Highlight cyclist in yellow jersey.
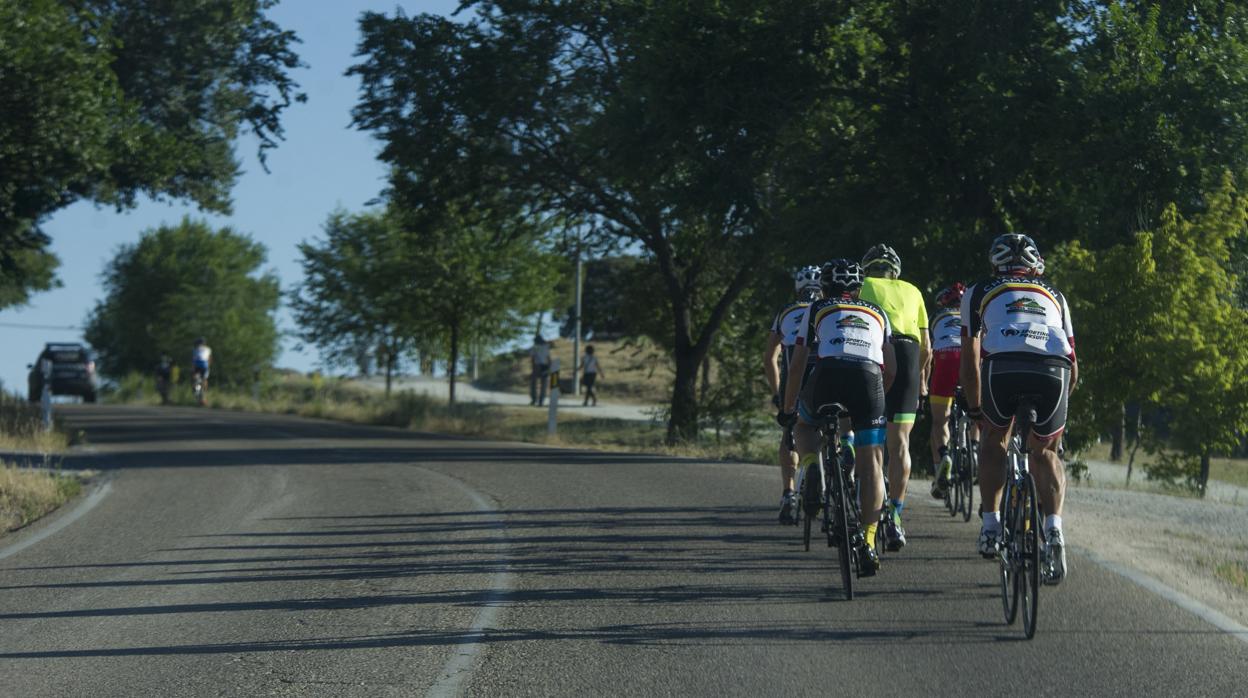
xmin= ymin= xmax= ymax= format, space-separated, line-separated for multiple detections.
xmin=858 ymin=244 xmax=930 ymax=552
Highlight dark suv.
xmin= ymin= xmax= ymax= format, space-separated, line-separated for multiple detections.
xmin=28 ymin=343 xmax=98 ymax=403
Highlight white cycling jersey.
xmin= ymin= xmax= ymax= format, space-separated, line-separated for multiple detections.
xmin=795 ymin=296 xmax=892 ymax=366
xmin=929 ymin=309 xmax=962 ymax=352
xmin=961 ymin=276 xmax=1075 ymax=360
xmin=193 ymin=345 xmax=212 ymax=364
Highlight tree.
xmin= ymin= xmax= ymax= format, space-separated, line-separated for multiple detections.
xmin=350 ymin=1 xmax=855 ymax=441
xmin=291 ymin=211 xmax=413 ymax=396
xmin=84 ymin=218 xmax=280 ymax=384
xmin=396 ymin=205 xmax=558 ymax=406
xmin=0 ymin=0 xmax=304 ymax=309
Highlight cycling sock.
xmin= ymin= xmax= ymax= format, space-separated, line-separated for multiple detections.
xmin=783 ymin=488 xmax=793 ymax=496
xmin=798 ymin=452 xmax=817 ymax=469
xmin=983 ymin=511 xmax=1001 ymax=532
xmin=938 ymin=445 xmax=949 ymax=458
xmin=1045 ymin=514 xmax=1062 ymax=531
xmin=889 ymin=498 xmax=904 ymax=517
xmin=864 ymin=522 xmax=878 ymax=550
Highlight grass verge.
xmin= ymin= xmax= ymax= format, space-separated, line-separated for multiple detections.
xmin=108 ymin=372 xmax=777 ymax=464
xmin=1078 ymin=441 xmax=1248 ymax=489
xmin=1214 ymin=561 xmax=1248 ymax=593
xmin=0 ymin=465 xmax=83 ymax=534
xmin=0 ymin=391 xmax=70 ymax=453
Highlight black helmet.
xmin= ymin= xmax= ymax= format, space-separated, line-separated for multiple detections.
xmin=862 ymin=243 xmax=901 ymax=277
xmin=194 ymin=337 xmax=205 ymax=345
xmin=989 ymin=234 xmax=1044 ymax=275
xmin=820 ymin=259 xmax=864 ymax=295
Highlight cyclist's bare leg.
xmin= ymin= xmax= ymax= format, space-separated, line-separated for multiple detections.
xmin=1027 ymin=433 xmax=1065 ymax=517
xmin=779 ymin=438 xmax=798 ymax=491
xmin=930 ymin=400 xmax=952 ymax=464
xmin=978 ymin=422 xmax=1011 ymax=514
xmin=857 ymin=444 xmax=885 ymax=527
xmin=793 ymin=420 xmax=819 ymax=469
xmin=886 ymin=420 xmax=914 ymax=502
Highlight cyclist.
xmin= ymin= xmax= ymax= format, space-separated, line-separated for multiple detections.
xmin=961 ymin=234 xmax=1077 ymax=584
xmin=858 ymin=244 xmax=930 ymax=551
xmin=928 ymin=282 xmax=978 ymax=498
xmin=192 ymin=337 xmax=212 ymax=393
xmin=779 ymin=259 xmax=896 ymax=575
xmin=764 ymin=266 xmax=823 ymax=524
xmin=155 ymin=353 xmax=173 ymax=405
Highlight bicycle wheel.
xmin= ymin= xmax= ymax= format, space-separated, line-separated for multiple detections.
xmin=1021 ymin=473 xmax=1041 ymax=639
xmin=801 ymin=462 xmax=819 ymax=552
xmin=999 ymin=478 xmax=1019 ymax=625
xmin=831 ymin=460 xmax=854 ymax=600
xmin=949 ymin=445 xmax=962 ymax=518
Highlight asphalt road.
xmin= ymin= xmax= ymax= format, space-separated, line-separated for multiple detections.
xmin=1 ymin=405 xmax=1244 ymax=696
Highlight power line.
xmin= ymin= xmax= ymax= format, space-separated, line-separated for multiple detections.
xmin=0 ymin=321 xmax=82 ymax=331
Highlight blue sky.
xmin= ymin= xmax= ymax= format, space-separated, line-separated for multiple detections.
xmin=0 ymin=0 xmax=463 ymax=393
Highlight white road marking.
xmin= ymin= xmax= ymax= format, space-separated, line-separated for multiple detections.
xmin=422 ymin=469 xmax=514 ymax=698
xmin=1074 ymin=545 xmax=1248 ymax=646
xmin=0 ymin=480 xmax=113 ymax=561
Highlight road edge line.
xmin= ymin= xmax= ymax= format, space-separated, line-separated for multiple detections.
xmin=1072 ymin=544 xmax=1248 ymax=646
xmin=421 ymin=470 xmax=513 ymax=698
xmin=0 ymin=479 xmax=113 ymax=562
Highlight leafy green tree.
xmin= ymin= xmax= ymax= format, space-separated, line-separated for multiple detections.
xmin=350 ymin=0 xmax=856 ymax=441
xmin=291 ymin=211 xmax=413 ymax=396
xmin=0 ymin=0 xmax=304 ymax=309
xmin=84 ymin=218 xmax=280 ymax=384
xmin=396 ymin=205 xmax=558 ymax=406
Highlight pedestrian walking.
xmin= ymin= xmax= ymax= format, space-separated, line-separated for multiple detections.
xmin=530 ymin=335 xmax=551 ymax=406
xmin=581 ymin=345 xmax=603 ymax=406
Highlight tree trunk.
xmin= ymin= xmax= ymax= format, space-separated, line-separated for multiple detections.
xmin=1126 ymin=408 xmax=1142 ymax=487
xmin=1110 ymin=403 xmax=1125 ymax=461
xmin=448 ymin=319 xmax=460 ymax=407
xmin=1199 ymin=450 xmax=1211 ymax=498
xmin=384 ymin=349 xmax=394 ymax=398
xmin=668 ymin=350 xmax=701 ymax=444
xmin=700 ymin=354 xmax=711 ymax=405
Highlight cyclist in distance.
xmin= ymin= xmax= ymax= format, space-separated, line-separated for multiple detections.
xmin=858 ymin=244 xmax=930 ymax=551
xmin=961 ymin=234 xmax=1078 ymax=584
xmin=764 ymin=265 xmax=823 ymax=524
xmin=192 ymin=337 xmax=212 ymax=392
xmin=779 ymin=259 xmax=896 ymax=575
xmin=928 ymin=282 xmax=977 ymax=498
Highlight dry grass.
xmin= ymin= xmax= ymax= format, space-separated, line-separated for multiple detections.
xmin=1214 ymin=560 xmax=1248 ymax=592
xmin=1078 ymin=441 xmax=1248 ymax=489
xmin=477 ymin=338 xmax=674 ymax=405
xmin=0 ymin=465 xmax=81 ymax=533
xmin=0 ymin=391 xmax=69 ymax=453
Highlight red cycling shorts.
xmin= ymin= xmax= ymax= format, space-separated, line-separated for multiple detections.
xmin=929 ymin=349 xmax=961 ymax=400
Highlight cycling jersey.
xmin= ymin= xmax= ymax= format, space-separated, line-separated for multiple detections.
xmin=860 ymin=277 xmax=928 ymax=342
xmin=795 ymin=296 xmax=892 ymax=366
xmin=961 ymin=276 xmax=1075 ymax=361
xmin=929 ymin=308 xmax=962 ymax=353
xmin=769 ymin=300 xmax=815 ymax=368
xmin=192 ymin=345 xmax=211 ymax=367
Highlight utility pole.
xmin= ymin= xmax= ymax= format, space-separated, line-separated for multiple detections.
xmin=572 ymin=231 xmax=583 ymax=398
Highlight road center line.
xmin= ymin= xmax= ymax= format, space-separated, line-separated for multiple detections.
xmin=0 ymin=479 xmax=113 ymax=562
xmin=421 ymin=469 xmax=514 ymax=698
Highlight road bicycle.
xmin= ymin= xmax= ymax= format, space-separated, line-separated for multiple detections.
xmin=797 ymin=403 xmax=882 ymax=600
xmin=192 ymin=370 xmax=207 ymax=406
xmin=998 ymin=397 xmax=1043 ymax=639
xmin=947 ymin=390 xmax=978 ymax=522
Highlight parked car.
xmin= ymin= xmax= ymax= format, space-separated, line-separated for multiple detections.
xmin=28 ymin=343 xmax=98 ymax=403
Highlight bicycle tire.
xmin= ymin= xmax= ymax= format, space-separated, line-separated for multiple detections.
xmin=801 ymin=463 xmax=819 ymax=552
xmin=832 ymin=455 xmax=854 ymax=600
xmin=1021 ymin=472 xmax=1041 ymax=639
xmin=1000 ymin=477 xmax=1019 ymax=625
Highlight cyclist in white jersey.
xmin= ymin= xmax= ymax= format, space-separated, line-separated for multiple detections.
xmin=961 ymin=234 xmax=1078 ymax=584
xmin=764 ymin=266 xmax=822 ymax=524
xmin=192 ymin=338 xmax=212 ymax=380
xmin=779 ymin=259 xmax=897 ymax=574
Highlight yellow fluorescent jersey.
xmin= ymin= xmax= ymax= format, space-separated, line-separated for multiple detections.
xmin=795 ymin=296 xmax=892 ymax=365
xmin=860 ymin=277 xmax=928 ymax=342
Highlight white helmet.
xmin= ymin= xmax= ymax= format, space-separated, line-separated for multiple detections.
xmin=793 ymin=265 xmax=822 ymax=294
xmin=989 ymin=234 xmax=1044 ymax=275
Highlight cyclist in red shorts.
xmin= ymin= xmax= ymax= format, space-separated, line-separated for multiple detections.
xmin=927 ymin=283 xmax=977 ymax=498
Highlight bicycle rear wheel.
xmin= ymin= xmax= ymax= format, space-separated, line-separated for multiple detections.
xmin=964 ymin=446 xmax=978 ymax=522
xmin=801 ymin=463 xmax=819 ymax=552
xmin=999 ymin=478 xmax=1019 ymax=625
xmin=1021 ymin=473 xmax=1041 ymax=639
xmin=950 ymin=446 xmax=963 ymax=518
xmin=832 ymin=461 xmax=853 ymax=600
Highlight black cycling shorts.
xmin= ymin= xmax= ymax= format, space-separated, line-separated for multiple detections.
xmin=885 ymin=337 xmax=921 ymax=421
xmin=798 ymin=358 xmax=887 ymax=433
xmin=981 ymin=355 xmax=1071 ymax=439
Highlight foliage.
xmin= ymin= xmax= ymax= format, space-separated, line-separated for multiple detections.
xmin=0 ymin=0 xmax=304 ymax=309
xmin=84 ymin=218 xmax=280 ymax=385
xmin=290 ymin=210 xmax=413 ymax=390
